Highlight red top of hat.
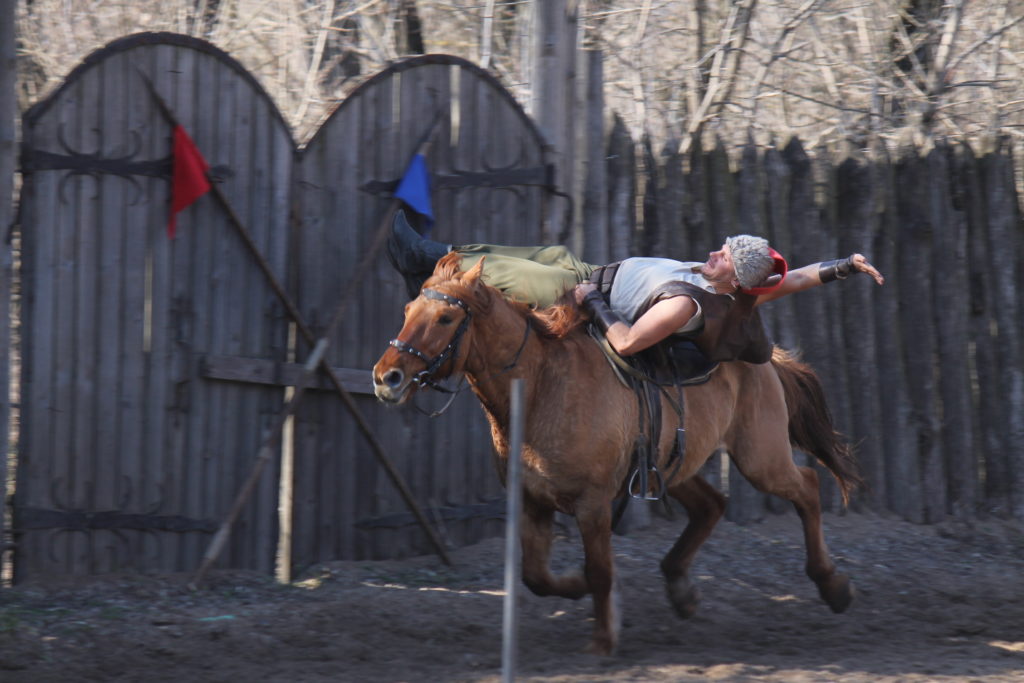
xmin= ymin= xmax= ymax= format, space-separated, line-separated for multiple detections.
xmin=740 ymin=247 xmax=788 ymax=296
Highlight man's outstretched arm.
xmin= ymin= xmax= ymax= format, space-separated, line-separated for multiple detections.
xmin=755 ymin=253 xmax=884 ymax=305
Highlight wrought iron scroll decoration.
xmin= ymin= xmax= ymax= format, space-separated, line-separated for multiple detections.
xmin=21 ymin=123 xmax=231 ymax=205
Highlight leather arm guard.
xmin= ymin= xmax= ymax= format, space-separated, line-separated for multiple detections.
xmin=818 ymin=256 xmax=856 ymax=283
xmin=581 ymin=289 xmax=624 ymax=334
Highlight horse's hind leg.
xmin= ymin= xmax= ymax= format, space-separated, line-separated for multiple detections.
xmin=661 ymin=474 xmax=726 ymax=619
xmin=731 ymin=439 xmax=854 ymax=614
xmin=520 ymin=498 xmax=588 ymax=600
xmin=787 ymin=465 xmax=854 ymax=613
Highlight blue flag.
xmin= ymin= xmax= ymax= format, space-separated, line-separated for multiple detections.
xmin=394 ymin=154 xmax=434 ymax=232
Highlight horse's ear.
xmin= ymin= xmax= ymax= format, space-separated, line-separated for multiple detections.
xmin=463 ymin=256 xmax=485 ymax=285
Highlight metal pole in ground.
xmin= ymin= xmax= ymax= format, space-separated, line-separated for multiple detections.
xmin=502 ymin=379 xmax=525 ymax=683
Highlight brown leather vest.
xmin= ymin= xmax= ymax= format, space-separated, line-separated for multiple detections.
xmin=639 ymin=281 xmax=773 ymax=364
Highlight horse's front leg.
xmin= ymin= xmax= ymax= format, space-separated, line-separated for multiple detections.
xmin=576 ymin=500 xmax=619 ymax=656
xmin=661 ymin=474 xmax=726 ymax=619
xmin=520 ymin=498 xmax=588 ymax=600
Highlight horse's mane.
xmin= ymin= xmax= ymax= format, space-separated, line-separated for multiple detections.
xmin=424 ymin=252 xmax=587 ymax=339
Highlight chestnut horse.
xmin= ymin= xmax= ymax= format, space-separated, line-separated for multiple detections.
xmin=372 ymin=254 xmax=861 ymax=655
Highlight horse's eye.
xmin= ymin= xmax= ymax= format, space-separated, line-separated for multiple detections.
xmin=438 ymin=314 xmax=453 ymax=325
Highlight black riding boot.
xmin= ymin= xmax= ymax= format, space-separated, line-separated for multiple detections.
xmin=387 ymin=211 xmax=451 ymax=298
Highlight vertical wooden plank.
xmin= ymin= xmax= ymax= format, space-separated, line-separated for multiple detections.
xmin=981 ymin=140 xmax=1024 ymax=518
xmin=165 ymin=43 xmax=201 ymax=572
xmin=656 ymin=141 xmax=686 ymax=263
xmin=393 ymin=65 xmax=435 ymax=558
xmin=811 ymin=147 xmax=845 ymax=511
xmin=92 ymin=53 xmax=128 ymax=573
xmin=120 ymin=55 xmax=151 ymax=571
xmin=763 ymin=141 xmax=798 ymax=352
xmin=959 ymin=144 xmax=1001 ymax=517
xmin=895 ymin=144 xmax=944 ymax=522
xmin=139 ymin=44 xmax=177 ymax=573
xmin=835 ymin=153 xmax=886 ymax=511
xmin=783 ymin=139 xmax=840 ymax=511
xmin=930 ymin=142 xmax=975 ymax=518
xmin=690 ymin=137 xmax=721 ymax=259
xmin=531 ymin=0 xmax=570 ymax=241
xmin=461 ymin=67 xmax=489 ymax=244
xmin=332 ymin=84 xmax=364 ymax=561
xmin=708 ymin=137 xmax=736 ymax=242
xmin=581 ymin=49 xmax=607 ymax=265
xmin=220 ymin=55 xmax=253 ymax=571
xmin=362 ymin=70 xmax=394 ymax=560
xmin=606 ymin=114 xmax=634 ymax=261
xmin=633 ymin=134 xmax=654 ymax=257
xmin=455 ymin=64 xmax=484 ymax=548
xmin=262 ymin=84 xmax=294 ymax=574
xmin=68 ymin=68 xmax=97 ymax=575
xmin=870 ymin=142 xmax=921 ymax=522
xmin=16 ymin=64 xmax=62 ymax=580
xmin=53 ymin=75 xmax=86 ymax=573
xmin=290 ymin=111 xmax=328 ymax=569
xmin=0 ymin=0 xmax=14 ymax=570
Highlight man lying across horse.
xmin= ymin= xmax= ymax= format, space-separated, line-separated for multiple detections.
xmin=375 ymin=216 xmax=882 ymax=655
xmin=387 ymin=210 xmax=885 ymax=365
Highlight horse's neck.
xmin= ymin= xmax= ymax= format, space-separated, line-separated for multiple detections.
xmin=462 ymin=302 xmax=540 ymax=427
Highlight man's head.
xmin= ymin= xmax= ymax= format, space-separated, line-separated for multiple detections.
xmin=724 ymin=235 xmax=774 ymax=290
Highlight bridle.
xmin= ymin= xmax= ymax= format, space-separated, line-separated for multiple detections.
xmin=388 ymin=287 xmax=532 ymax=413
xmin=389 ymin=288 xmax=473 ymax=391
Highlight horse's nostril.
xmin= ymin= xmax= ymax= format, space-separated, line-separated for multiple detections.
xmin=383 ymin=369 xmax=404 ymax=388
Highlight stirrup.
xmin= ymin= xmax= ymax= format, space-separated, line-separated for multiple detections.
xmin=628 ymin=464 xmax=664 ymax=501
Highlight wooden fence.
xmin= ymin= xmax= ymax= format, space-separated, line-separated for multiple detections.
xmin=6 ymin=29 xmax=1024 ymax=583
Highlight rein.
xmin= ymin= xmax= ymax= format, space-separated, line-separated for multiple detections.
xmin=389 ymin=287 xmax=533 ymax=417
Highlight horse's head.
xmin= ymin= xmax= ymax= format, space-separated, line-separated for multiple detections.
xmin=373 ymin=253 xmax=486 ymax=404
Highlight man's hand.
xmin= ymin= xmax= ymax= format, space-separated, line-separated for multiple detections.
xmin=574 ymin=282 xmax=597 ymax=306
xmin=851 ymin=253 xmax=885 ymax=285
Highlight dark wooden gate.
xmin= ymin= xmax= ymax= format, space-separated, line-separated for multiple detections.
xmin=14 ymin=34 xmax=553 ymax=580
xmin=290 ymin=55 xmax=552 ymax=566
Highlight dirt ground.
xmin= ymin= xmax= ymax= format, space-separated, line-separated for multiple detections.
xmin=1 ymin=510 xmax=1023 ymax=683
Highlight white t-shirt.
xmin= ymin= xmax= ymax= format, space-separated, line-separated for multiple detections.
xmin=609 ymin=257 xmax=719 ymax=335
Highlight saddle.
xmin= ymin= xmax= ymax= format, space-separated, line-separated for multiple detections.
xmin=589 ymin=327 xmax=719 ymax=531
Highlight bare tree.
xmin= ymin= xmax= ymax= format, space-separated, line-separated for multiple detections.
xmin=12 ymin=1 xmax=1024 ymax=149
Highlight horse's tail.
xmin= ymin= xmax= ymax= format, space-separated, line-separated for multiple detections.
xmin=771 ymin=346 xmax=863 ymax=505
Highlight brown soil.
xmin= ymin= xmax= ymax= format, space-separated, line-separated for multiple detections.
xmin=1 ymin=511 xmax=1023 ymax=682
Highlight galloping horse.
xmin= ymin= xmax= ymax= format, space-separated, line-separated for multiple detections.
xmin=372 ymin=253 xmax=861 ymax=655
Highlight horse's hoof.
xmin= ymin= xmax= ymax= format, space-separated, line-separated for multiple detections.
xmin=584 ymin=636 xmax=617 ymax=657
xmin=665 ymin=577 xmax=701 ymax=619
xmin=818 ymin=573 xmax=855 ymax=613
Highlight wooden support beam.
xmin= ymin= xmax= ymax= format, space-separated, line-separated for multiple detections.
xmin=200 ymin=354 xmax=373 ymax=394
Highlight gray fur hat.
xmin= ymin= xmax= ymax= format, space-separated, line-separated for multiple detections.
xmin=726 ymin=234 xmax=774 ymax=289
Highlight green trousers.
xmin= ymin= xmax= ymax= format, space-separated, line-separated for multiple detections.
xmin=456 ymin=244 xmax=598 ymax=308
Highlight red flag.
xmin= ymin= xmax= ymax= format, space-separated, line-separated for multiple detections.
xmin=168 ymin=125 xmax=211 ymax=238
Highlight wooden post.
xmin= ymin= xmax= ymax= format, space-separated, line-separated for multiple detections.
xmin=836 ymin=152 xmax=886 ymax=511
xmin=606 ymin=114 xmax=635 ymax=261
xmin=501 ymin=379 xmax=524 ymax=683
xmin=531 ymin=0 xmax=575 ymax=243
xmin=0 ymin=0 xmax=15 ymax=573
xmin=930 ymin=142 xmax=975 ymax=518
xmin=581 ymin=49 xmax=607 ymax=265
